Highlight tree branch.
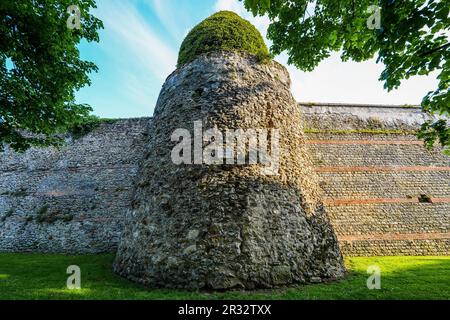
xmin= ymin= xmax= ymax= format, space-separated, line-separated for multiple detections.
xmin=418 ymin=43 xmax=450 ymax=57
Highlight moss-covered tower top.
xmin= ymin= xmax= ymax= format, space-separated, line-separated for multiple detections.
xmin=177 ymin=11 xmax=270 ymax=67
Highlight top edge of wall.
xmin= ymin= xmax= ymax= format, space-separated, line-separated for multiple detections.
xmin=106 ymin=103 xmax=423 ymax=122
xmin=299 ymin=102 xmax=421 ymax=109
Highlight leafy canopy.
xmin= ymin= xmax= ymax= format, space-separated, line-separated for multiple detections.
xmin=178 ymin=11 xmax=270 ymax=67
xmin=243 ymin=0 xmax=449 ymax=153
xmin=0 ymin=0 xmax=103 ymax=152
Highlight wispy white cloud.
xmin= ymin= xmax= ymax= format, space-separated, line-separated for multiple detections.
xmin=83 ymin=0 xmax=440 ymax=119
xmin=87 ymin=0 xmax=178 ymax=115
xmin=121 ymin=71 xmax=154 ymax=107
xmin=149 ymin=0 xmax=184 ymax=42
xmin=97 ymin=0 xmax=177 ymax=80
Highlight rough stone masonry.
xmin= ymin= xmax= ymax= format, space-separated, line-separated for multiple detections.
xmin=1 ymin=11 xmax=448 ymax=289
xmin=113 ymin=51 xmax=347 ymax=289
xmin=0 ymin=118 xmax=149 ymax=253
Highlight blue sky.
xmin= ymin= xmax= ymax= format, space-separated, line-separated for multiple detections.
xmin=76 ymin=0 xmax=440 ymax=119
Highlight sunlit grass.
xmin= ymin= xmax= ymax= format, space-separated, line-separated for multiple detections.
xmin=0 ymin=254 xmax=448 ymax=300
xmin=37 ymin=288 xmax=93 ymax=297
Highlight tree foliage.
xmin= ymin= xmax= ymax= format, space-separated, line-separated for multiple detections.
xmin=0 ymin=0 xmax=103 ymax=152
xmin=243 ymin=0 xmax=449 ymax=153
xmin=178 ymin=11 xmax=270 ymax=67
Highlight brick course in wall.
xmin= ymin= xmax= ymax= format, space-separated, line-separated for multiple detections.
xmin=304 ymin=104 xmax=449 ymax=256
xmin=0 ymin=104 xmax=448 ymax=256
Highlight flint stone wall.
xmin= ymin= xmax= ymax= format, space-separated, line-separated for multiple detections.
xmin=113 ymin=52 xmax=345 ymax=289
xmin=302 ymin=103 xmax=437 ymax=131
xmin=303 ymin=106 xmax=449 ymax=256
xmin=0 ymin=118 xmax=150 ymax=253
xmin=0 ymin=73 xmax=448 ymax=258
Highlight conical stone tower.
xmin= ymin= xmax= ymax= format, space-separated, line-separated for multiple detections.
xmin=114 ymin=11 xmax=346 ymax=289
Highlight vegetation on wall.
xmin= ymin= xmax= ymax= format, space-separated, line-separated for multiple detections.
xmin=178 ymin=11 xmax=270 ymax=67
xmin=1 ymin=188 xmax=28 ymax=197
xmin=67 ymin=116 xmax=118 ymax=140
xmin=0 ymin=209 xmax=14 ymax=222
xmin=304 ymin=129 xmax=417 ymax=135
xmin=36 ymin=205 xmax=74 ymax=224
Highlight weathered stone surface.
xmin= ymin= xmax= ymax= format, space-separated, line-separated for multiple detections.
xmin=304 ymin=107 xmax=450 ymax=256
xmin=1 ymin=109 xmax=449 ymax=257
xmin=1 ymin=72 xmax=449 ymax=258
xmin=113 ymin=51 xmax=346 ymax=289
xmin=0 ymin=119 xmax=149 ymax=253
xmin=301 ymin=103 xmax=438 ymax=131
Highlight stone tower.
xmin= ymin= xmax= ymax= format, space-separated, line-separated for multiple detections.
xmin=113 ymin=11 xmax=346 ymax=289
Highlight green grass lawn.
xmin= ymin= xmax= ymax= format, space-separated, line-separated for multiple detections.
xmin=0 ymin=254 xmax=448 ymax=300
